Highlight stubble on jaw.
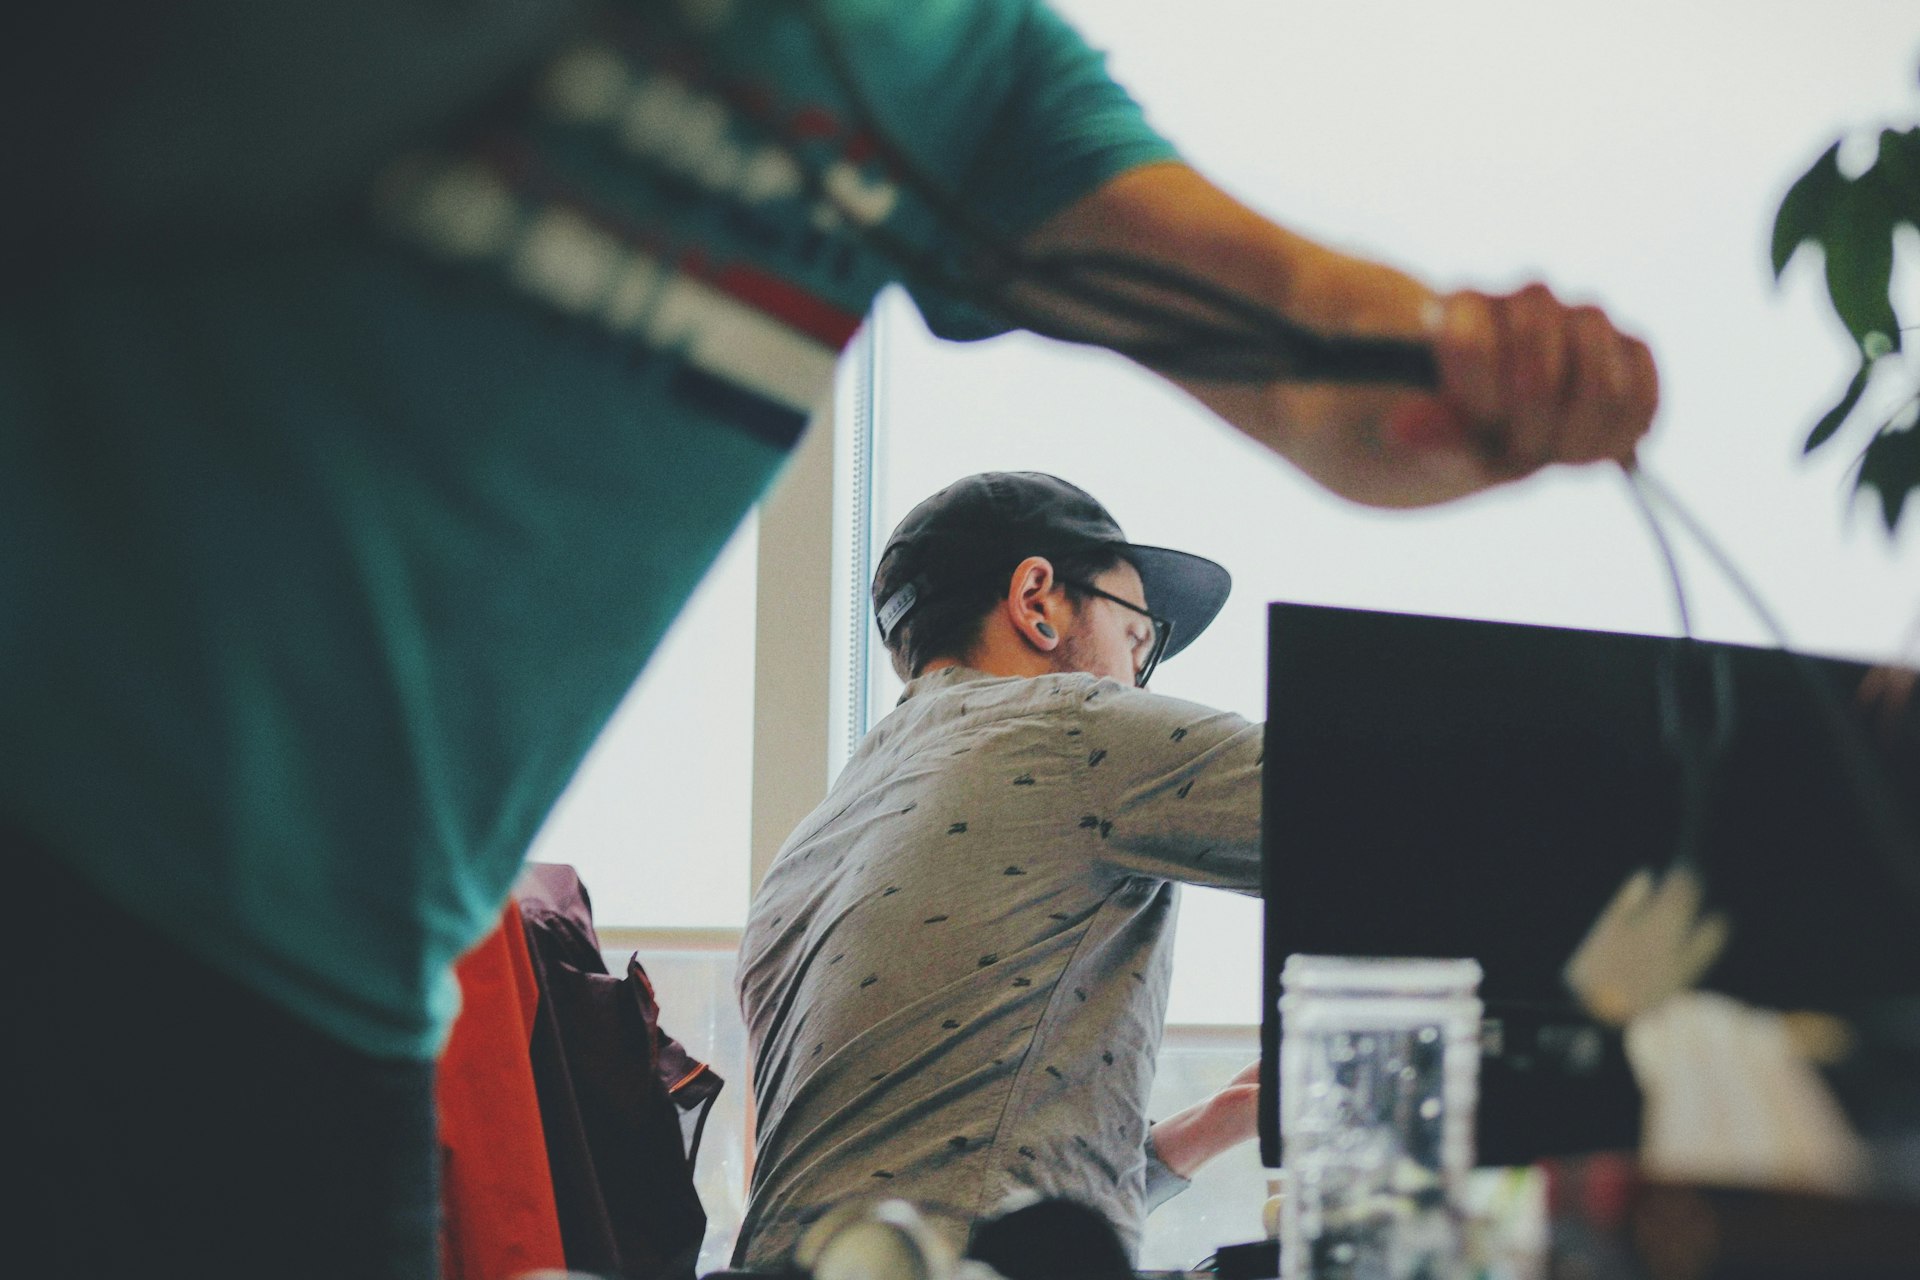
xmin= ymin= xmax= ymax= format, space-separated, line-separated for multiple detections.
xmin=1049 ymin=616 xmax=1106 ymax=681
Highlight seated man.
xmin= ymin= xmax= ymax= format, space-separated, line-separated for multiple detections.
xmin=735 ymin=471 xmax=1264 ymax=1264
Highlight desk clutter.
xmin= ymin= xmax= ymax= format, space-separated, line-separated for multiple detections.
xmin=692 ymin=1198 xmax=1138 ymax=1280
xmin=689 ymin=1173 xmax=1920 ymax=1280
xmin=1541 ymin=1154 xmax=1920 ymax=1280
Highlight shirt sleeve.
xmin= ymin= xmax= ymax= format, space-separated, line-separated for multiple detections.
xmin=954 ymin=0 xmax=1178 ymax=239
xmin=1143 ymin=1129 xmax=1193 ymax=1211
xmin=896 ymin=0 xmax=1181 ymax=340
xmin=1070 ymin=679 xmax=1264 ymax=895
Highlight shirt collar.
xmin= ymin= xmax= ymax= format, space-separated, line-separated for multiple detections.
xmin=897 ymin=665 xmax=1000 ymax=706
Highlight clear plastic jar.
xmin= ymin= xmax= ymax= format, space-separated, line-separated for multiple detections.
xmin=1279 ymin=956 xmax=1484 ymax=1280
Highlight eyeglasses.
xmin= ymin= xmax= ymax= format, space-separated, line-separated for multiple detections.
xmin=1060 ymin=580 xmax=1174 ymax=688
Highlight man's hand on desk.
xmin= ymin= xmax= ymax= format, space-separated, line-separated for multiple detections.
xmin=1150 ymin=1060 xmax=1262 ymax=1180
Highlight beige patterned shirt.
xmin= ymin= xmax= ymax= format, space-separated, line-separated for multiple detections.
xmin=734 ymin=666 xmax=1263 ymax=1264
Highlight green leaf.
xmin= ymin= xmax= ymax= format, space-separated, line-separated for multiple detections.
xmin=1870 ymin=126 xmax=1920 ymax=217
xmin=1822 ymin=180 xmax=1902 ymax=351
xmin=1772 ymin=142 xmax=1844 ymax=278
xmin=1856 ymin=421 xmax=1920 ymax=532
xmin=1805 ymin=362 xmax=1872 ymax=453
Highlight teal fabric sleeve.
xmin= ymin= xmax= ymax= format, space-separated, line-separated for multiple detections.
xmin=897 ymin=0 xmax=1181 ymax=341
xmin=956 ymin=1 xmax=1180 ymax=240
xmin=1144 ymin=1132 xmax=1193 ymax=1210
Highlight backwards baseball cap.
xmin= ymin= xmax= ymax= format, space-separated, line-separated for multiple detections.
xmin=872 ymin=472 xmax=1232 ymax=680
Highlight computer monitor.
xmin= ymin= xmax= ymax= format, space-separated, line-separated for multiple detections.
xmin=1256 ymin=602 xmax=1920 ymax=1168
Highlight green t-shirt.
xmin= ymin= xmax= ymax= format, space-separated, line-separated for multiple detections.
xmin=0 ymin=0 xmax=1177 ymax=1059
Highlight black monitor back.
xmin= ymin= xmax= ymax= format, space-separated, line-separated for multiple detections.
xmin=1256 ymin=603 xmax=1920 ymax=1167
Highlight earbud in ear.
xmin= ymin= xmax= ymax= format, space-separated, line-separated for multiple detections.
xmin=1035 ymin=622 xmax=1057 ymax=640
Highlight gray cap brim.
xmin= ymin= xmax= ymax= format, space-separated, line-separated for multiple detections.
xmin=1122 ymin=544 xmax=1232 ymax=661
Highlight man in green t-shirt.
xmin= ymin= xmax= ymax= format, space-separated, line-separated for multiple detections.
xmin=3 ymin=1 xmax=1655 ymax=1275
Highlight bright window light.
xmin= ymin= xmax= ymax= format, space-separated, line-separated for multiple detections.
xmin=863 ymin=0 xmax=1920 ymax=1026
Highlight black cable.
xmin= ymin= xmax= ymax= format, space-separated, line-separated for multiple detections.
xmin=1630 ymin=468 xmax=1791 ymax=646
xmin=790 ymin=0 xmax=1439 ymax=385
xmin=1618 ymin=463 xmax=1734 ymax=873
xmin=1627 ymin=465 xmax=1920 ymax=909
xmin=629 ymin=0 xmax=1440 ymax=387
xmin=1619 ymin=461 xmax=1694 ymax=642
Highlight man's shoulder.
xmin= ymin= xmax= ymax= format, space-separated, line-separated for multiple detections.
xmin=1073 ymin=678 xmax=1248 ymax=731
xmin=931 ymin=671 xmax=1160 ymax=737
xmin=896 ymin=669 xmax=1246 ymax=730
xmin=895 ymin=667 xmax=1089 ymax=717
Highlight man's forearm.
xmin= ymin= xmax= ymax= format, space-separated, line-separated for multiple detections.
xmin=1020 ymin=161 xmax=1657 ymax=509
xmin=1148 ymin=1062 xmax=1262 ymax=1183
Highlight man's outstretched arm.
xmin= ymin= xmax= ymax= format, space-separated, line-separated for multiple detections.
xmin=1149 ymin=1059 xmax=1262 ymax=1191
xmin=1020 ymin=162 xmax=1659 ymax=510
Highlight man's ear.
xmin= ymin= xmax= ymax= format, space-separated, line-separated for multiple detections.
xmin=1008 ymin=556 xmax=1063 ymax=652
